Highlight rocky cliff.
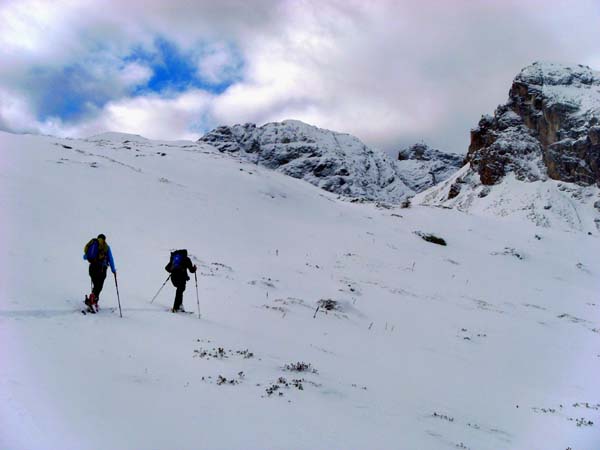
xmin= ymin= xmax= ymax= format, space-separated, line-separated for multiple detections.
xmin=416 ymin=62 xmax=600 ymax=231
xmin=467 ymin=61 xmax=600 ymax=185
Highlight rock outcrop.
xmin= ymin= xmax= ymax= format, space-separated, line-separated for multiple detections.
xmin=416 ymin=62 xmax=600 ymax=231
xmin=200 ymin=120 xmax=463 ymax=203
xmin=467 ymin=61 xmax=600 ymax=185
xmin=200 ymin=120 xmax=414 ymax=203
xmin=396 ymin=143 xmax=464 ymax=192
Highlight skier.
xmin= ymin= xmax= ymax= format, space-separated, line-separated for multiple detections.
xmin=83 ymin=233 xmax=116 ymax=312
xmin=165 ymin=249 xmax=197 ymax=313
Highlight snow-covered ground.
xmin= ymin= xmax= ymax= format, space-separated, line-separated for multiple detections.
xmin=1 ymin=131 xmax=599 ymax=449
xmin=416 ymin=164 xmax=600 ymax=232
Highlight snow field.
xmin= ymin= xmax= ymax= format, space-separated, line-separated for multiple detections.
xmin=1 ymin=131 xmax=599 ymax=449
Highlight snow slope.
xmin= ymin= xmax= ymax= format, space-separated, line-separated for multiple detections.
xmin=1 ymin=131 xmax=600 ymax=449
xmin=416 ymin=163 xmax=600 ymax=233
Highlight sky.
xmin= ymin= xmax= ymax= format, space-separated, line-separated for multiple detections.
xmin=0 ymin=0 xmax=599 ymax=154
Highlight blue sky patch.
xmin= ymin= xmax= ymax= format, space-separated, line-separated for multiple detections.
xmin=30 ymin=65 xmax=115 ymax=121
xmin=128 ymin=37 xmax=243 ymax=95
xmin=30 ymin=37 xmax=244 ymax=123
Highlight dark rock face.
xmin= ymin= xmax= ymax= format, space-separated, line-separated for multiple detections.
xmin=447 ymin=180 xmax=462 ymax=200
xmin=467 ymin=62 xmax=600 ymax=186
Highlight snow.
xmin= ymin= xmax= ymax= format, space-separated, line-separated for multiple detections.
xmin=416 ymin=164 xmax=600 ymax=232
xmin=1 ymin=130 xmax=600 ymax=449
xmin=516 ymin=61 xmax=600 ymax=121
xmin=199 ymin=120 xmax=415 ymax=203
xmin=395 ymin=143 xmax=464 ymax=192
xmin=86 ymin=131 xmax=150 ymax=143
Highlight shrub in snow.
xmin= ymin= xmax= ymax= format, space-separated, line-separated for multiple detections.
xmin=491 ymin=247 xmax=524 ymax=260
xmin=432 ymin=412 xmax=454 ymax=422
xmin=283 ymin=362 xmax=318 ymax=374
xmin=216 ymin=375 xmax=239 ymax=386
xmin=415 ymin=231 xmax=447 ymax=246
xmin=317 ymin=299 xmax=338 ymax=311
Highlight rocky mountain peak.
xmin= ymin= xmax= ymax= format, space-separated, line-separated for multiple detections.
xmin=417 ymin=62 xmax=600 ymax=231
xmin=199 ymin=120 xmax=413 ymax=203
xmin=467 ymin=61 xmax=600 ymax=186
xmin=515 ymin=61 xmax=598 ymax=88
xmin=200 ymin=121 xmax=464 ymax=203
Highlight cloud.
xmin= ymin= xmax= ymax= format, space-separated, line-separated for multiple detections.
xmin=62 ymin=89 xmax=215 ymax=140
xmin=0 ymin=88 xmax=38 ymax=132
xmin=1 ymin=0 xmax=599 ymax=153
xmin=197 ymin=42 xmax=243 ymax=86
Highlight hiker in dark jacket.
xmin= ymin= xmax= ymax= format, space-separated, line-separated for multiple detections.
xmin=165 ymin=249 xmax=197 ymax=313
xmin=83 ymin=233 xmax=116 ymax=310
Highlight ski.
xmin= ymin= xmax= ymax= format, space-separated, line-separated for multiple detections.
xmin=81 ymin=296 xmax=115 ymax=315
xmin=168 ymin=309 xmax=194 ymax=315
xmin=81 ymin=307 xmax=116 ymax=315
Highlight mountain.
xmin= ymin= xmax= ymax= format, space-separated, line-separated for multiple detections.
xmin=199 ymin=120 xmax=462 ymax=203
xmin=199 ymin=119 xmax=414 ymax=203
xmin=468 ymin=61 xmax=600 ymax=186
xmin=417 ymin=62 xmax=600 ymax=232
xmin=2 ymin=130 xmax=598 ymax=449
xmin=396 ymin=142 xmax=464 ymax=192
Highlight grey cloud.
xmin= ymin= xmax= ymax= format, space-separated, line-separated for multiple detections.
xmin=0 ymin=0 xmax=599 ymax=152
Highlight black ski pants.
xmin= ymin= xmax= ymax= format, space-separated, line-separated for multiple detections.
xmin=89 ymin=262 xmax=108 ymax=299
xmin=171 ymin=274 xmax=187 ymax=310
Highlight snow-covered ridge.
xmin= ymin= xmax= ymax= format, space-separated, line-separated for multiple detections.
xmin=199 ymin=120 xmax=414 ymax=203
xmin=86 ymin=131 xmax=150 ymax=143
xmin=199 ymin=120 xmax=462 ymax=203
xmin=517 ymin=61 xmax=599 ymax=87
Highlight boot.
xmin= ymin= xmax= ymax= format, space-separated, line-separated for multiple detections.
xmin=84 ymin=294 xmax=96 ymax=313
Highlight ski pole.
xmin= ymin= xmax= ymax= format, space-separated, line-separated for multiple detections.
xmin=313 ymin=305 xmax=320 ymax=319
xmin=114 ymin=272 xmax=122 ymax=318
xmin=151 ymin=275 xmax=171 ymax=303
xmin=194 ymin=272 xmax=200 ymax=319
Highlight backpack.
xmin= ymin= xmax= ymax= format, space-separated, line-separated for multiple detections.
xmin=85 ymin=238 xmax=107 ymax=263
xmin=167 ymin=249 xmax=187 ymax=273
xmin=85 ymin=239 xmax=100 ymax=262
